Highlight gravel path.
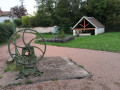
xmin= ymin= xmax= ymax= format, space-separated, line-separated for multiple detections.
xmin=0 ymin=33 xmax=120 ymax=90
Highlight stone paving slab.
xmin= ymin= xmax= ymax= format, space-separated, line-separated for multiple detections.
xmin=0 ymin=57 xmax=90 ymax=88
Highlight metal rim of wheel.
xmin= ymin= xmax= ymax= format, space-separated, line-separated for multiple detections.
xmin=8 ymin=29 xmax=46 ymax=65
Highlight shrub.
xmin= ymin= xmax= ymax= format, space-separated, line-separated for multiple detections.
xmin=29 ymin=16 xmax=37 ymax=27
xmin=58 ymin=18 xmax=71 ymax=33
xmin=32 ymin=13 xmax=53 ymax=27
xmin=21 ymin=16 xmax=30 ymax=28
xmin=26 ymin=80 xmax=33 ymax=84
xmin=0 ymin=23 xmax=13 ymax=43
xmin=4 ymin=20 xmax=11 ymax=23
xmin=57 ymin=29 xmax=65 ymax=38
xmin=14 ymin=19 xmax=22 ymax=27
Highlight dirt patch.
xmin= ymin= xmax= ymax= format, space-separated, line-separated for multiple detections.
xmin=99 ymin=83 xmax=110 ymax=90
xmin=114 ymin=82 xmax=120 ymax=87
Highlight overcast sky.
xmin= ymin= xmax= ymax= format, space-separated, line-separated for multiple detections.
xmin=0 ymin=0 xmax=36 ymax=14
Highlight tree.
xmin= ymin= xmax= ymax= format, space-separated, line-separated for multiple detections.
xmin=21 ymin=16 xmax=29 ymax=27
xmin=11 ymin=5 xmax=27 ymax=18
xmin=54 ymin=0 xmax=83 ymax=33
xmin=11 ymin=0 xmax=27 ymax=18
xmin=35 ymin=0 xmax=54 ymax=27
xmin=86 ymin=0 xmax=120 ymax=26
xmin=34 ymin=0 xmax=120 ymax=32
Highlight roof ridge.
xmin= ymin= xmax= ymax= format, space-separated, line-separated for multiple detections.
xmin=72 ymin=16 xmax=105 ymax=29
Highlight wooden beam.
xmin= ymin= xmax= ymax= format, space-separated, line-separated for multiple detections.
xmin=84 ymin=18 xmax=85 ymax=29
xmin=85 ymin=23 xmax=90 ymax=27
xmin=80 ymin=24 xmax=84 ymax=27
xmin=74 ymin=28 xmax=95 ymax=30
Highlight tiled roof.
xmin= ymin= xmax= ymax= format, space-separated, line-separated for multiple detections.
xmin=86 ymin=17 xmax=105 ymax=28
xmin=0 ymin=9 xmax=17 ymax=17
xmin=72 ymin=16 xmax=105 ymax=29
xmin=0 ymin=10 xmax=5 ymax=15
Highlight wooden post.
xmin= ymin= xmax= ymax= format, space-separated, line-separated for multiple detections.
xmin=84 ymin=18 xmax=85 ymax=30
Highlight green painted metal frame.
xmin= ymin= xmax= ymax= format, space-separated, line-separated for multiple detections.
xmin=8 ymin=29 xmax=46 ymax=64
xmin=8 ymin=29 xmax=46 ymax=79
xmin=1 ymin=14 xmax=46 ymax=79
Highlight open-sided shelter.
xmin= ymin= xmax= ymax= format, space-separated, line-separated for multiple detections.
xmin=72 ymin=16 xmax=105 ymax=36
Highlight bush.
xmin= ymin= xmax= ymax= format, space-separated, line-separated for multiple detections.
xmin=4 ymin=20 xmax=11 ymax=23
xmin=29 ymin=16 xmax=37 ymax=27
xmin=21 ymin=16 xmax=30 ymax=28
xmin=0 ymin=23 xmax=13 ymax=43
xmin=14 ymin=19 xmax=22 ymax=27
xmin=58 ymin=18 xmax=71 ymax=33
xmin=57 ymin=29 xmax=65 ymax=38
xmin=26 ymin=80 xmax=33 ymax=84
xmin=35 ymin=14 xmax=53 ymax=27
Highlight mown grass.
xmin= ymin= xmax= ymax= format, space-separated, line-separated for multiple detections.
xmin=35 ymin=33 xmax=72 ymax=39
xmin=0 ymin=34 xmax=20 ymax=46
xmin=35 ymin=32 xmax=120 ymax=53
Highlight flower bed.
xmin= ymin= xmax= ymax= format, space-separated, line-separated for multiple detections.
xmin=38 ymin=36 xmax=75 ymax=43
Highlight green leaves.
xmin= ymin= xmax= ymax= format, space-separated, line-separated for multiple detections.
xmin=14 ymin=19 xmax=22 ymax=28
xmin=32 ymin=0 xmax=120 ymax=32
xmin=0 ymin=23 xmax=13 ymax=43
xmin=86 ymin=0 xmax=120 ymax=27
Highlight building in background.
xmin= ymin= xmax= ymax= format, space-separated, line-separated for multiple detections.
xmin=0 ymin=8 xmax=17 ymax=23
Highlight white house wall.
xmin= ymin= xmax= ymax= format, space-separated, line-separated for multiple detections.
xmin=73 ymin=30 xmax=76 ymax=35
xmin=0 ymin=16 xmax=12 ymax=22
xmin=95 ymin=28 xmax=105 ymax=35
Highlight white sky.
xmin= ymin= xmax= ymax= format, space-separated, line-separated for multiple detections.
xmin=0 ymin=0 xmax=36 ymax=14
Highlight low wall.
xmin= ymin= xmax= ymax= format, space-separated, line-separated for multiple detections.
xmin=38 ymin=36 xmax=75 ymax=43
xmin=16 ymin=26 xmax=58 ymax=33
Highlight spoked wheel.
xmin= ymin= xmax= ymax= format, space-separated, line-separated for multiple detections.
xmin=8 ymin=29 xmax=46 ymax=64
xmin=8 ymin=29 xmax=46 ymax=78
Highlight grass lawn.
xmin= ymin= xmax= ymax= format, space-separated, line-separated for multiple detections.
xmin=35 ymin=33 xmax=72 ymax=39
xmin=35 ymin=32 xmax=120 ymax=53
xmin=0 ymin=34 xmax=20 ymax=46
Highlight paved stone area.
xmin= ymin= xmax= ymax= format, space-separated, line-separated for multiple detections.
xmin=0 ymin=32 xmax=120 ymax=90
xmin=0 ymin=57 xmax=90 ymax=88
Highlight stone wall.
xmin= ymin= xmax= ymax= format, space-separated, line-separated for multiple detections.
xmin=16 ymin=26 xmax=58 ymax=33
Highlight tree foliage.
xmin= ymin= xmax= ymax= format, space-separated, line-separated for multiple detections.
xmin=33 ymin=0 xmax=83 ymax=33
xmin=11 ymin=5 xmax=27 ymax=18
xmin=21 ymin=16 xmax=30 ymax=27
xmin=11 ymin=0 xmax=27 ymax=18
xmin=85 ymin=0 xmax=120 ymax=31
xmin=0 ymin=23 xmax=13 ymax=43
xmin=22 ymin=0 xmax=120 ymax=32
xmin=86 ymin=0 xmax=120 ymax=25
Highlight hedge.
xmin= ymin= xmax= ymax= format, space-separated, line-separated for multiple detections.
xmin=0 ymin=23 xmax=13 ymax=43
